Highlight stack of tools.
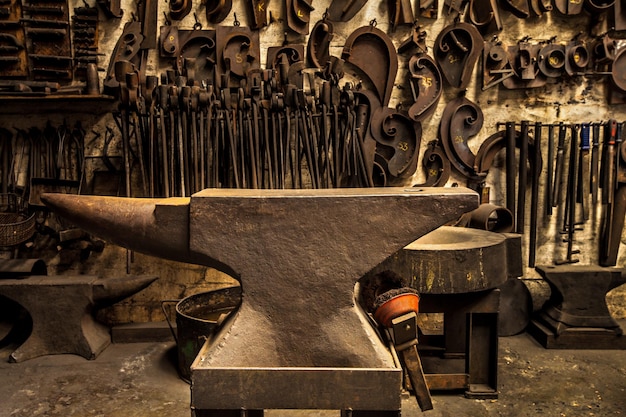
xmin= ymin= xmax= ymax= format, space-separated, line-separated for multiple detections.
xmin=22 ymin=0 xmax=73 ymax=81
xmin=72 ymin=1 xmax=99 ymax=91
xmin=0 ymin=0 xmax=28 ymax=77
xmin=490 ymin=120 xmax=626 ymax=267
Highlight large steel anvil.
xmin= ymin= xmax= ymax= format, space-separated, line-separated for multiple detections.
xmin=42 ymin=188 xmax=478 ymax=414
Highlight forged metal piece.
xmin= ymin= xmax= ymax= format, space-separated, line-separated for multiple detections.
xmin=439 ymin=96 xmax=484 ymax=181
xmin=407 ymin=52 xmax=443 ymax=122
xmin=370 ymin=107 xmax=421 ymax=179
xmin=482 ymin=38 xmax=514 ymax=90
xmin=267 ymin=44 xmax=304 ymax=72
xmin=0 ymin=275 xmax=157 ymax=362
xmin=177 ymin=30 xmax=217 ymax=84
xmin=307 ymin=18 xmax=334 ymax=69
xmin=41 ymin=188 xmax=479 ymax=412
xmin=353 ymin=89 xmax=380 ymax=186
xmin=611 ymin=46 xmax=626 ymax=92
xmin=434 ymin=22 xmax=483 ymax=90
xmin=327 ymin=0 xmax=369 ymax=22
xmin=565 ymin=39 xmax=590 ymax=76
xmin=584 ymin=0 xmax=614 ymax=13
xmin=555 ymin=0 xmax=584 ymax=14
xmin=169 ymin=0 xmax=192 ymax=20
xmin=216 ymin=25 xmax=260 ymax=89
xmin=468 ymin=0 xmax=502 ymax=35
xmin=389 ymin=0 xmax=414 ymax=31
xmin=286 ymin=0 xmax=314 ymax=35
xmin=413 ymin=140 xmax=450 ymax=187
xmin=247 ymin=0 xmax=268 ymax=29
xmin=205 ymin=0 xmax=232 ymax=23
xmin=444 ymin=0 xmax=467 ymax=14
xmin=502 ymin=41 xmax=546 ymax=89
xmin=538 ymin=43 xmax=566 ymax=78
xmin=500 ymin=0 xmax=530 ymax=18
xmin=616 ymin=0 xmax=626 ymax=31
xmin=103 ymin=21 xmax=144 ymax=94
xmin=342 ymin=24 xmax=398 ymax=107
xmin=466 ymin=203 xmax=514 ymax=233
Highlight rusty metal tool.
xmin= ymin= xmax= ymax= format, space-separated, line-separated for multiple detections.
xmin=405 ymin=30 xmax=442 ymax=122
xmin=25 ymin=27 xmax=67 ymax=37
xmin=342 ymin=23 xmax=398 ymax=107
xmin=591 ymin=122 xmax=601 ymax=204
xmin=434 ymin=21 xmax=483 ymax=90
xmin=169 ymin=0 xmax=192 ymax=20
xmin=546 ymin=123 xmax=554 ymax=215
xmin=140 ymin=0 xmax=157 ymax=50
xmin=482 ymin=37 xmax=515 ymax=90
xmin=247 ymin=0 xmax=268 ymax=29
xmin=505 ymin=121 xmax=516 ymax=224
xmin=599 ymin=120 xmax=625 ymax=266
xmin=529 ymin=121 xmax=542 ymax=267
xmin=390 ymin=0 xmax=414 ymax=31
xmin=468 ymin=0 xmax=502 ymax=35
xmin=97 ymin=0 xmax=122 ymax=17
xmin=327 ymin=0 xmax=369 ymax=22
xmin=557 ymin=123 xmax=580 ymax=265
xmin=41 ymin=187 xmax=478 ymax=414
xmin=286 ymin=0 xmax=314 ymax=35
xmin=577 ymin=123 xmax=590 ymax=221
xmin=517 ymin=120 xmax=529 ymax=234
xmin=602 ymin=120 xmax=617 ymax=205
xmin=552 ymin=122 xmax=567 ymax=208
xmin=205 ymin=0 xmax=232 ymax=23
xmin=307 ymin=18 xmax=334 ymax=69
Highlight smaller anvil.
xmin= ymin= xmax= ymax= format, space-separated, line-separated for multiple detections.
xmin=42 ymin=187 xmax=478 ymax=413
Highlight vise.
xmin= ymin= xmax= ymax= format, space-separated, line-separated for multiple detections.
xmin=41 ymin=187 xmax=478 ymax=415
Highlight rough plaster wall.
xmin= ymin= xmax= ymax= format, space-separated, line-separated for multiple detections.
xmin=2 ymin=0 xmax=626 ymax=322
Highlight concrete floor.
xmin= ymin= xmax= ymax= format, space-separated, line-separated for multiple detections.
xmin=1 ymin=323 xmax=626 ymax=417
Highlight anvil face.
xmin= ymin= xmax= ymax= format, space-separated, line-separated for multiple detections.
xmin=42 ymin=187 xmax=478 ymax=410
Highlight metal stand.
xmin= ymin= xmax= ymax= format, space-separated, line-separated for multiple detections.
xmin=419 ymin=290 xmax=500 ymax=399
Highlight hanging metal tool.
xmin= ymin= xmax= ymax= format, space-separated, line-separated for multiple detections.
xmin=326 ymin=0 xmax=369 ymax=22
xmin=434 ymin=21 xmax=483 ymax=90
xmin=342 ymin=22 xmax=398 ymax=107
xmin=577 ymin=123 xmax=591 ymax=221
xmin=528 ymin=122 xmax=542 ymax=267
xmin=286 ymin=0 xmax=314 ymax=35
xmin=552 ymin=122 xmax=567 ymax=208
xmin=557 ymin=124 xmax=580 ymax=265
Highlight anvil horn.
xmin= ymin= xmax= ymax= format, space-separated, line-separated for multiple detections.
xmin=40 ymin=193 xmax=236 ymax=275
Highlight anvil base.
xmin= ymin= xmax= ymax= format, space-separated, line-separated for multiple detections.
xmin=528 ymin=319 xmax=626 ymax=350
xmin=191 ymin=364 xmax=402 ymax=415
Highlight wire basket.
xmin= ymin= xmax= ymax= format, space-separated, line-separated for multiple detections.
xmin=0 ymin=194 xmax=36 ymax=247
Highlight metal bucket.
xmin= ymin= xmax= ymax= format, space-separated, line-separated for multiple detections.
xmin=162 ymin=285 xmax=241 ymax=383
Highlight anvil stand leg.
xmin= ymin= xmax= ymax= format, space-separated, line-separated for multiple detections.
xmin=528 ymin=265 xmax=626 ymax=349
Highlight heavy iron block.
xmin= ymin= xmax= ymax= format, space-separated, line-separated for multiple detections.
xmin=41 ymin=187 xmax=478 ymax=414
xmin=0 ymin=275 xmax=158 ymax=362
xmin=528 ymin=264 xmax=626 ymax=349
